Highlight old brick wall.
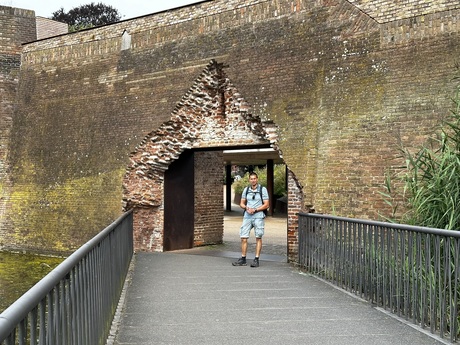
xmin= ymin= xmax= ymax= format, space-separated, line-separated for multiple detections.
xmin=287 ymin=169 xmax=304 ymax=262
xmin=348 ymin=0 xmax=457 ymax=22
xmin=129 ymin=150 xmax=225 ymax=251
xmin=0 ymin=6 xmax=36 ymax=248
xmin=2 ymin=0 xmax=460 ymax=257
xmin=122 ymin=60 xmax=278 ymax=251
xmin=194 ymin=151 xmax=224 ymax=246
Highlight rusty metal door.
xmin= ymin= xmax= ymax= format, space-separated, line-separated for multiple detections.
xmin=164 ymin=150 xmax=194 ymax=251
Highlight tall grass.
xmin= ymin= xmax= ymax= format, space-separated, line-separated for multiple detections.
xmin=378 ymin=68 xmax=460 ymax=340
xmin=382 ymin=69 xmax=460 ymax=231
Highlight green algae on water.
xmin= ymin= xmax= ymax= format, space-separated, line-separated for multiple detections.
xmin=0 ymin=251 xmax=64 ymax=313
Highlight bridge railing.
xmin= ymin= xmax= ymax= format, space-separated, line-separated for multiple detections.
xmin=298 ymin=212 xmax=460 ymax=343
xmin=0 ymin=210 xmax=133 ymax=345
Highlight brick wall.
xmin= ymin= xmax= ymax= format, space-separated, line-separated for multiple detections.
xmin=287 ymin=169 xmax=304 ymax=262
xmin=194 ymin=151 xmax=224 ymax=246
xmin=0 ymin=6 xmax=36 ymax=248
xmin=122 ymin=60 xmax=277 ymax=251
xmin=380 ymin=10 xmax=460 ymax=47
xmin=348 ymin=0 xmax=458 ymax=22
xmin=1 ymin=0 xmax=460 ymax=259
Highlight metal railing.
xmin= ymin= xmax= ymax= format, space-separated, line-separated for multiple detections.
xmin=298 ymin=212 xmax=460 ymax=343
xmin=0 ymin=210 xmax=133 ymax=345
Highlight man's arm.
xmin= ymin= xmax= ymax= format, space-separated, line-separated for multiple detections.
xmin=240 ymin=197 xmax=247 ymax=211
xmin=256 ymin=199 xmax=270 ymax=212
xmin=241 ymin=197 xmax=257 ymax=214
xmin=240 ymin=187 xmax=248 ymax=211
xmin=241 ymin=187 xmax=259 ymax=214
xmin=256 ymin=187 xmax=270 ymax=212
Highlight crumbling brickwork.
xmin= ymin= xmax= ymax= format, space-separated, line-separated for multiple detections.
xmin=123 ymin=60 xmax=280 ymax=251
xmin=287 ymin=169 xmax=304 ymax=262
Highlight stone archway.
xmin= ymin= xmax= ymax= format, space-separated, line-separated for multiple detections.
xmin=122 ymin=60 xmax=302 ymax=260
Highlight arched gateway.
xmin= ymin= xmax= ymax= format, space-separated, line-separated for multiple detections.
xmin=122 ymin=60 xmax=302 ymax=257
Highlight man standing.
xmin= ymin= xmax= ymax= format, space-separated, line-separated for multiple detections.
xmin=232 ymin=172 xmax=270 ymax=267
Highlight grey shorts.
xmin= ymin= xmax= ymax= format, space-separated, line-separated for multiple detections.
xmin=240 ymin=218 xmax=265 ymax=238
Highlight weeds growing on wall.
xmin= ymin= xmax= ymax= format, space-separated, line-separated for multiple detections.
xmin=381 ymin=68 xmax=460 ymax=231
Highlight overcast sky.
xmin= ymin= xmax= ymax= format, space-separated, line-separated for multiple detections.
xmin=0 ymin=0 xmax=203 ymax=20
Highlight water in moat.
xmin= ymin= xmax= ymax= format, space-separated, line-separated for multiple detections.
xmin=0 ymin=251 xmax=64 ymax=313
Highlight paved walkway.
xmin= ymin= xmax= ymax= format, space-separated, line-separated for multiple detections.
xmin=111 ymin=210 xmax=448 ymax=345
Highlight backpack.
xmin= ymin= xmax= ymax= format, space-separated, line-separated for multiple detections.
xmin=244 ymin=184 xmax=268 ymax=216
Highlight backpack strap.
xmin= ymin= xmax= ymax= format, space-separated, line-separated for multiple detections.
xmin=244 ymin=184 xmax=268 ymax=215
xmin=245 ymin=184 xmax=265 ymax=204
xmin=244 ymin=185 xmax=250 ymax=199
xmin=259 ymin=184 xmax=268 ymax=215
xmin=246 ymin=184 xmax=264 ymax=202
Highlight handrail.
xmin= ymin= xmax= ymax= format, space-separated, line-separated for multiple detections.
xmin=299 ymin=212 xmax=460 ymax=237
xmin=0 ymin=210 xmax=133 ymax=344
xmin=298 ymin=212 xmax=459 ymax=343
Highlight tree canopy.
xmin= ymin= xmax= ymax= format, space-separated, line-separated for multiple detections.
xmin=51 ymin=2 xmax=122 ymax=32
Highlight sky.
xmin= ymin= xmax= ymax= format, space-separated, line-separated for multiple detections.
xmin=0 ymin=0 xmax=203 ymax=20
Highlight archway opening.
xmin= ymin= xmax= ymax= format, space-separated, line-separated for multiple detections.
xmin=222 ymin=147 xmax=288 ymax=260
xmin=122 ymin=59 xmax=304 ymax=262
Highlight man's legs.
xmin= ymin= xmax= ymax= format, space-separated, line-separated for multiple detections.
xmin=233 ymin=218 xmax=252 ymax=266
xmin=232 ymin=237 xmax=248 ymax=266
xmin=241 ymin=237 xmax=248 ymax=257
xmin=251 ymin=219 xmax=265 ymax=267
xmin=254 ymin=237 xmax=262 ymax=257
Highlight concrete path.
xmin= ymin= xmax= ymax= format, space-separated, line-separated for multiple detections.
xmin=110 ymin=208 xmax=448 ymax=344
xmin=112 ymin=251 xmax=447 ymax=345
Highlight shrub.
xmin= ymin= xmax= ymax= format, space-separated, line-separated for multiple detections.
xmin=233 ymin=165 xmax=286 ymax=198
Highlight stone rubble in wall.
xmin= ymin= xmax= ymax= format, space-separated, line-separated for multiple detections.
xmin=123 ymin=59 xmax=279 ymax=209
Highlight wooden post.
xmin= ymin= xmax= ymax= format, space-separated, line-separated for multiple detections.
xmin=267 ymin=159 xmax=274 ymax=216
xmin=225 ymin=164 xmax=232 ymax=211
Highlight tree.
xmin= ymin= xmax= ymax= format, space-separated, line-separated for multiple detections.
xmin=51 ymin=2 xmax=122 ymax=32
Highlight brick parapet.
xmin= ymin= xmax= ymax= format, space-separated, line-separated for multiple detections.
xmin=20 ymin=0 xmax=314 ymax=64
xmin=348 ymin=0 xmax=460 ymax=23
xmin=21 ymin=0 xmax=460 ymax=61
xmin=381 ymin=8 xmax=460 ymax=47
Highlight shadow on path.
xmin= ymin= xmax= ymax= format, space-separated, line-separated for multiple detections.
xmin=176 ymin=205 xmax=288 ymax=263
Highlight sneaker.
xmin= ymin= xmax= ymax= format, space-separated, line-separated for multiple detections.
xmin=232 ymin=257 xmax=247 ymax=266
xmin=250 ymin=258 xmax=259 ymax=267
